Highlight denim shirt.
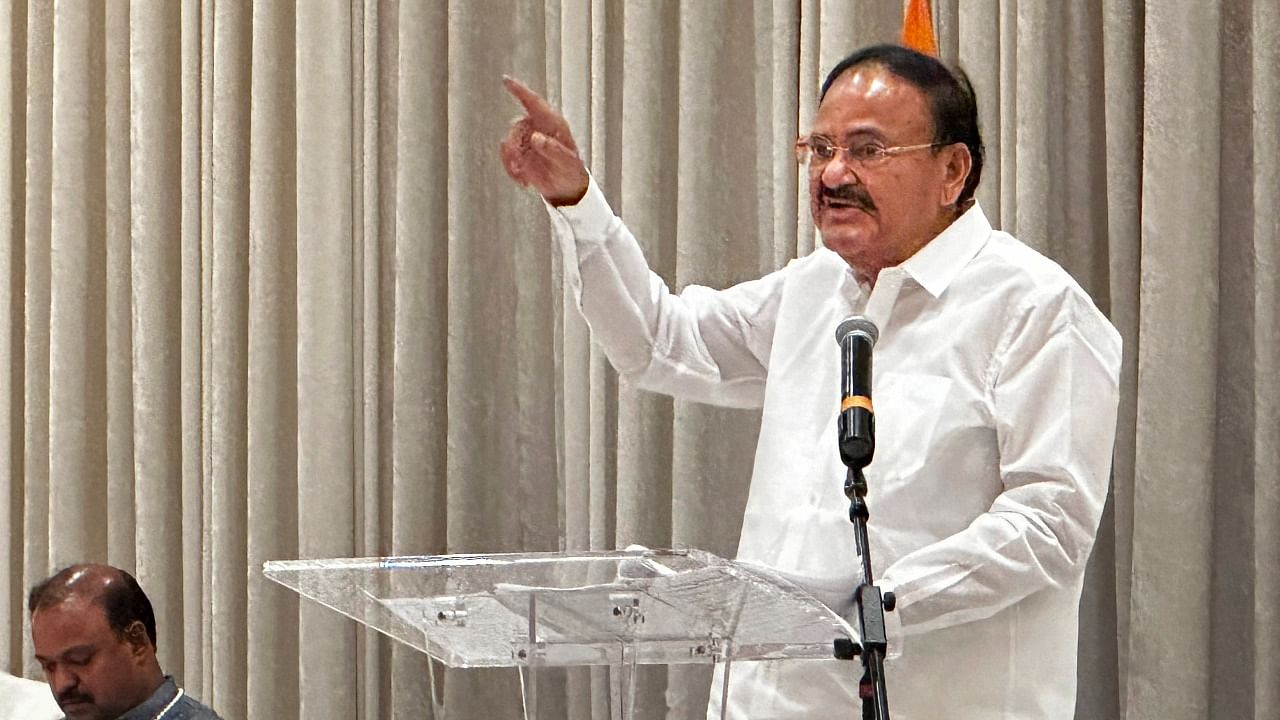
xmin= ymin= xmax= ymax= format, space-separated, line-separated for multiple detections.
xmin=113 ymin=677 xmax=222 ymax=720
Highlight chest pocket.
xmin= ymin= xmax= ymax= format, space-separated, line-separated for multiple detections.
xmin=869 ymin=371 xmax=954 ymax=480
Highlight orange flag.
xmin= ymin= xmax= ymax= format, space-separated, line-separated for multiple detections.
xmin=902 ymin=0 xmax=939 ymax=56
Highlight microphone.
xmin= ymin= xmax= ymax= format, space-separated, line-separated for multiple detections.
xmin=835 ymin=316 xmax=879 ymax=469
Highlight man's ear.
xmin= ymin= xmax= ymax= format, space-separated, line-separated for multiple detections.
xmin=940 ymin=143 xmax=972 ymax=207
xmin=123 ymin=621 xmax=151 ymax=658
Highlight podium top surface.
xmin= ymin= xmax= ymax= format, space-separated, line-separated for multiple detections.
xmin=264 ymin=548 xmax=854 ymax=668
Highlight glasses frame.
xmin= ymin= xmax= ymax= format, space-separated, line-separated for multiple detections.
xmin=795 ymin=135 xmax=945 ymax=170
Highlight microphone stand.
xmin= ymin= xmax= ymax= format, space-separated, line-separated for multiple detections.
xmin=831 ymin=315 xmax=892 ymax=719
xmin=832 ymin=464 xmax=894 ymax=720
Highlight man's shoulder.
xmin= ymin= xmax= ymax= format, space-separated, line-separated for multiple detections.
xmin=978 ymin=231 xmax=1080 ymax=287
xmin=779 ymin=245 xmax=848 ymax=280
xmin=968 ymin=231 xmax=1107 ymax=314
xmin=173 ymin=694 xmax=224 ymax=720
xmin=966 ymin=230 xmax=1120 ymax=356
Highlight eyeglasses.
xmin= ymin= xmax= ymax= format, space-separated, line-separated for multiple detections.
xmin=795 ymin=135 xmax=943 ymax=170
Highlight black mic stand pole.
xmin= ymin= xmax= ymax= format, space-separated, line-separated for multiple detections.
xmin=831 ymin=315 xmax=893 ymax=719
xmin=833 ymin=464 xmax=895 ymax=720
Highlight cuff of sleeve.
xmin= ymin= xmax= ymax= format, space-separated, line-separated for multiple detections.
xmin=880 ymin=579 xmax=903 ymax=661
xmin=544 ymin=174 xmax=614 ymax=241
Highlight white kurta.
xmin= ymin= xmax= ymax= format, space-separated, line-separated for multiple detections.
xmin=546 ymin=178 xmax=1121 ymax=720
xmin=0 ymin=672 xmax=61 ymax=720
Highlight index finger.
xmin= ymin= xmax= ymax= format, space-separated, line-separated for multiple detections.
xmin=503 ymin=75 xmax=557 ymax=121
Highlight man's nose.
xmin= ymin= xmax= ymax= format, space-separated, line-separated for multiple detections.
xmin=820 ymin=153 xmax=860 ymax=188
xmin=49 ymin=666 xmax=79 ymax=694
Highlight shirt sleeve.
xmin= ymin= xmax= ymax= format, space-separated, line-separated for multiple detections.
xmin=546 ymin=175 xmax=783 ymax=409
xmin=878 ymin=287 xmax=1122 ymax=641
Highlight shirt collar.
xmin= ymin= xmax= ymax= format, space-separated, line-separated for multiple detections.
xmin=898 ymin=202 xmax=992 ymax=298
xmin=117 ymin=676 xmax=178 ymax=720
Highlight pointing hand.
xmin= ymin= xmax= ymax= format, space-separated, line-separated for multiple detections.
xmin=499 ymin=76 xmax=590 ymax=206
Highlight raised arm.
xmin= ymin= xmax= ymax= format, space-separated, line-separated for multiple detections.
xmin=498 ymin=77 xmax=781 ymax=408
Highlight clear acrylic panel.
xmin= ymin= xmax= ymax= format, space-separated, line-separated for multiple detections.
xmin=263 ymin=548 xmax=854 ymax=669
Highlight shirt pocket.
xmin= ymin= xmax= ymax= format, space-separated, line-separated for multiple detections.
xmin=870 ymin=371 xmax=954 ymax=480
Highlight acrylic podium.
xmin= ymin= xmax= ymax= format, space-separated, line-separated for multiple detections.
xmin=264 ymin=548 xmax=854 ymax=719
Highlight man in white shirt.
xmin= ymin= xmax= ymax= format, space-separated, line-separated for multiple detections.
xmin=500 ymin=44 xmax=1121 ymax=720
xmin=0 ymin=670 xmax=61 ymax=720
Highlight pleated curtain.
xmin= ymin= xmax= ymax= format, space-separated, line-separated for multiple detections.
xmin=1 ymin=1 xmax=1276 ymax=719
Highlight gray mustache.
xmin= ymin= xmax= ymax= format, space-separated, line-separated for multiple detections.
xmin=822 ymin=184 xmax=876 ymax=213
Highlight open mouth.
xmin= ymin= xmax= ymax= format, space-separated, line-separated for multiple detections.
xmin=820 ymin=188 xmax=875 ymax=215
xmin=826 ymin=199 xmax=863 ymax=209
xmin=822 ymin=199 xmax=873 ymax=216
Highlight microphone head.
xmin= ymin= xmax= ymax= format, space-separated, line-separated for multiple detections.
xmin=834 ymin=316 xmax=879 ymax=347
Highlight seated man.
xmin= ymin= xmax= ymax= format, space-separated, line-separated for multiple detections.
xmin=28 ymin=564 xmax=221 ymax=720
xmin=0 ymin=670 xmax=61 ymax=720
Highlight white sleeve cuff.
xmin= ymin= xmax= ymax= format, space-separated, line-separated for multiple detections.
xmin=881 ymin=579 xmax=904 ymax=661
xmin=543 ymin=175 xmax=614 ymax=241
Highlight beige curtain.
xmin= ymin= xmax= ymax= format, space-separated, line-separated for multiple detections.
xmin=2 ymin=1 xmax=1276 ymax=718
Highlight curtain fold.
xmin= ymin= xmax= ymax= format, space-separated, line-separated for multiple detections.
xmin=129 ymin=0 xmax=185 ymax=692
xmin=0 ymin=0 xmax=25 ymax=677
xmin=2 ymin=2 xmax=1277 ymax=719
xmin=1100 ymin=0 xmax=1143 ymax=701
xmin=19 ymin=4 xmax=54 ymax=679
xmin=244 ymin=0 xmax=299 ymax=713
xmin=296 ymin=2 xmax=358 ymax=718
xmin=1250 ymin=9 xmax=1279 ymax=720
xmin=387 ymin=0 xmax=447 ymax=715
xmin=1129 ymin=2 xmax=1220 ymax=718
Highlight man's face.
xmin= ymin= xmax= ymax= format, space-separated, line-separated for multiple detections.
xmin=32 ymin=597 xmax=154 ymax=720
xmin=808 ymin=64 xmax=963 ymax=278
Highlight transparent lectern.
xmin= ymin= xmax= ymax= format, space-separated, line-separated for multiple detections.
xmin=264 ymin=548 xmax=854 ymax=719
